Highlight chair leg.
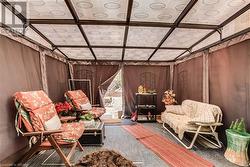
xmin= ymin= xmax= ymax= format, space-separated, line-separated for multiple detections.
xmin=162 ymin=123 xmax=200 ymax=149
xmin=77 ymin=141 xmax=84 ymax=151
xmin=16 ymin=141 xmax=41 ymax=166
xmin=47 ymin=135 xmax=72 ymax=167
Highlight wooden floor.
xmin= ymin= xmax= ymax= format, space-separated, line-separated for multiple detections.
xmin=25 ymin=122 xmax=238 ymax=167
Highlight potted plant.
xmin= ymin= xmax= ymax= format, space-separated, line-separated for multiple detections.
xmin=79 ymin=112 xmax=95 ymax=127
xmin=162 ymin=90 xmax=177 ymax=105
xmin=55 ymin=101 xmax=73 ymax=117
xmin=224 ymin=118 xmax=250 ymax=166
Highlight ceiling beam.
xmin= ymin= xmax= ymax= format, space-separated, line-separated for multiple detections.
xmin=0 ymin=0 xmax=69 ymax=59
xmin=174 ymin=3 xmax=250 ymax=60
xmin=28 ymin=19 xmax=218 ymax=30
xmin=121 ymin=0 xmax=133 ymax=61
xmin=64 ymin=0 xmax=97 ymax=60
xmin=56 ymin=45 xmax=188 ymax=50
xmin=148 ymin=0 xmax=198 ymax=61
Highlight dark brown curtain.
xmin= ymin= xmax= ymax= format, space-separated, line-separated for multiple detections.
xmin=73 ymin=65 xmax=119 ymax=105
xmin=173 ymin=56 xmax=203 ymax=103
xmin=123 ymin=65 xmax=170 ymax=116
xmin=209 ymin=40 xmax=250 ymax=143
xmin=46 ymin=56 xmax=69 ymax=102
xmin=0 ymin=35 xmax=42 ymax=161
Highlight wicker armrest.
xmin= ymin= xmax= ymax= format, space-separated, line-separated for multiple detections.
xmin=195 ymin=122 xmax=223 ymax=126
xmin=22 ymin=130 xmax=63 ymax=137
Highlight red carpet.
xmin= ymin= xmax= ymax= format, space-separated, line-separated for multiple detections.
xmin=122 ymin=124 xmax=214 ymax=167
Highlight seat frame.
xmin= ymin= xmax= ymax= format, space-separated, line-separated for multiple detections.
xmin=162 ymin=122 xmax=223 ymax=149
xmin=16 ymin=117 xmax=84 ymax=167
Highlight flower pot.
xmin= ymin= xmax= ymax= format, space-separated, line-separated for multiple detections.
xmin=224 ymin=129 xmax=250 ymax=166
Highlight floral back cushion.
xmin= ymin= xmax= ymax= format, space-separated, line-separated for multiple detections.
xmin=66 ymin=90 xmax=87 ymax=100
xmin=14 ymin=90 xmax=52 ymax=111
xmin=65 ymin=90 xmax=90 ymax=110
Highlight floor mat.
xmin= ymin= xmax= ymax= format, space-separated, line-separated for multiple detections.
xmin=122 ymin=124 xmax=214 ymax=167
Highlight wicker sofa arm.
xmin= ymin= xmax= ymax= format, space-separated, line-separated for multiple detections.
xmin=22 ymin=129 xmax=63 ymax=137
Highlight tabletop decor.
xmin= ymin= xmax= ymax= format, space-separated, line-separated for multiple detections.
xmin=79 ymin=112 xmax=95 ymax=127
xmin=162 ymin=90 xmax=177 ymax=105
xmin=224 ymin=118 xmax=250 ymax=166
xmin=55 ymin=101 xmax=73 ymax=117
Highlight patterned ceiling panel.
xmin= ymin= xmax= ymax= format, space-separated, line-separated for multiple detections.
xmin=193 ymin=32 xmax=220 ymax=51
xmin=124 ymin=49 xmax=154 ymax=60
xmin=59 ymin=48 xmax=94 ymax=60
xmin=182 ymin=0 xmax=250 ymax=25
xmin=130 ymin=0 xmax=190 ymax=22
xmin=222 ymin=10 xmax=250 ymax=38
xmin=161 ymin=28 xmax=212 ymax=48
xmin=93 ymin=48 xmax=122 ymax=60
xmin=151 ymin=49 xmax=184 ymax=61
xmin=127 ymin=26 xmax=170 ymax=47
xmin=82 ymin=25 xmax=125 ymax=46
xmin=25 ymin=27 xmax=52 ymax=49
xmin=71 ymin=0 xmax=129 ymax=21
xmin=33 ymin=24 xmax=87 ymax=45
xmin=26 ymin=0 xmax=73 ymax=19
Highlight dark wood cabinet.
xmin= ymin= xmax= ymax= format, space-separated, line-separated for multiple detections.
xmin=135 ymin=93 xmax=157 ymax=122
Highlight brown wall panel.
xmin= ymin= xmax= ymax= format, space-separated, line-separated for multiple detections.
xmin=123 ymin=65 xmax=170 ymax=116
xmin=46 ymin=56 xmax=69 ymax=102
xmin=209 ymin=40 xmax=250 ymax=143
xmin=0 ymin=35 xmax=42 ymax=161
xmin=173 ymin=56 xmax=203 ymax=104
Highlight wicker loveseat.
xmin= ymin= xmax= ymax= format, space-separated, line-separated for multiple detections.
xmin=161 ymin=100 xmax=223 ymax=149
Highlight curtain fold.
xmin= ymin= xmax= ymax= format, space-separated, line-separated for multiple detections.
xmin=45 ymin=56 xmax=69 ymax=102
xmin=73 ymin=65 xmax=120 ymax=106
xmin=123 ymin=65 xmax=170 ymax=116
xmin=0 ymin=35 xmax=42 ymax=161
xmin=173 ymin=56 xmax=203 ymax=103
xmin=209 ymin=40 xmax=250 ymax=143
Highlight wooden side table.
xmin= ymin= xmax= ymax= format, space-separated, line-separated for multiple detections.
xmin=224 ymin=129 xmax=250 ymax=166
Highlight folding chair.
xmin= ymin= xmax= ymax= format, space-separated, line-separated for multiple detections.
xmin=13 ymin=90 xmax=85 ymax=167
xmin=65 ymin=90 xmax=106 ymax=119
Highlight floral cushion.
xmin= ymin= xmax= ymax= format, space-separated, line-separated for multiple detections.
xmin=55 ymin=122 xmax=85 ymax=143
xmin=29 ymin=103 xmax=58 ymax=131
xmin=66 ymin=90 xmax=87 ymax=100
xmin=91 ymin=107 xmax=105 ymax=118
xmin=14 ymin=90 xmax=52 ymax=111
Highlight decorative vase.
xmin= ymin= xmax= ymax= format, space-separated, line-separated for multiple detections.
xmin=224 ymin=129 xmax=250 ymax=166
xmin=138 ymin=85 xmax=144 ymax=93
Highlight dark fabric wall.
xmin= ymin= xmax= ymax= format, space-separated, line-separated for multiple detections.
xmin=123 ymin=65 xmax=170 ymax=116
xmin=46 ymin=56 xmax=69 ymax=102
xmin=173 ymin=56 xmax=203 ymax=104
xmin=0 ymin=35 xmax=42 ymax=161
xmin=73 ymin=65 xmax=119 ymax=105
xmin=209 ymin=40 xmax=250 ymax=143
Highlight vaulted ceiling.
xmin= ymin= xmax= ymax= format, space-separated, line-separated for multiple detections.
xmin=1 ymin=0 xmax=249 ymax=61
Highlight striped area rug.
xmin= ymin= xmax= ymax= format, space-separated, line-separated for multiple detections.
xmin=122 ymin=124 xmax=214 ymax=167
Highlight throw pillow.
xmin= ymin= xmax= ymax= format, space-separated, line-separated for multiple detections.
xmin=44 ymin=115 xmax=62 ymax=130
xmin=188 ymin=108 xmax=215 ymax=124
xmin=165 ymin=105 xmax=184 ymax=115
xmin=80 ymin=102 xmax=92 ymax=111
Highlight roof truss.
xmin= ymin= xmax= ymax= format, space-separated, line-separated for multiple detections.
xmin=1 ymin=0 xmax=249 ymax=61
